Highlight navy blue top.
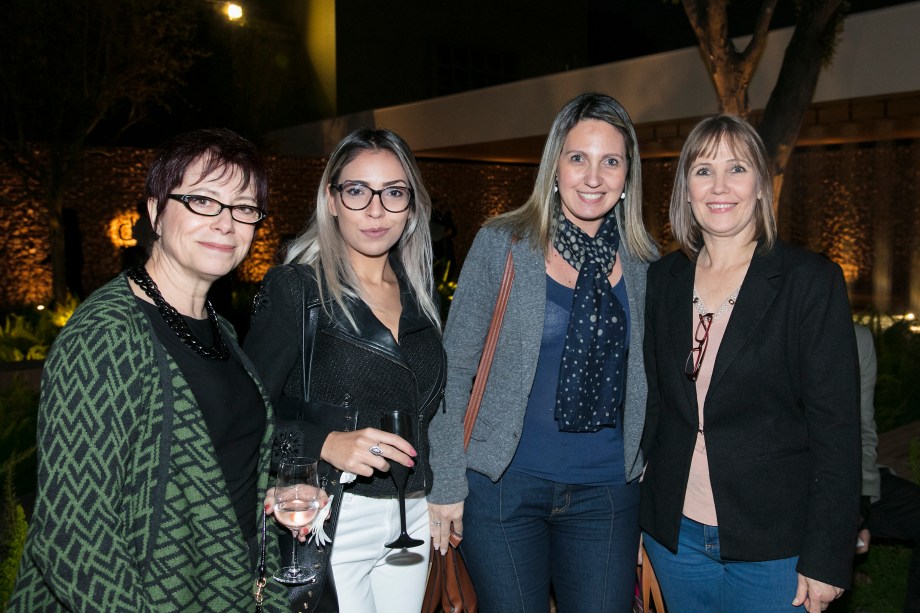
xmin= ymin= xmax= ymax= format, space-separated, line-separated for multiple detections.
xmin=508 ymin=274 xmax=629 ymax=485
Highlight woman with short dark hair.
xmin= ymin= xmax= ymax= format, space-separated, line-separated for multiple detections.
xmin=10 ymin=128 xmax=285 ymax=611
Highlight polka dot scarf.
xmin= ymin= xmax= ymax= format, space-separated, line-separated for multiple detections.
xmin=551 ymin=207 xmax=627 ymax=432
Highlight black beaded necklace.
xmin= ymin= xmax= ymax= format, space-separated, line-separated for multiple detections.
xmin=127 ymin=265 xmax=229 ymax=361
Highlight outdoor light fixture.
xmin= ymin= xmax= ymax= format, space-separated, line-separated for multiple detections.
xmin=225 ymin=3 xmax=243 ymax=20
xmin=108 ymin=211 xmax=140 ymax=248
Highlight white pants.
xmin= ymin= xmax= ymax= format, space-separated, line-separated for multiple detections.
xmin=330 ymin=491 xmax=431 ymax=613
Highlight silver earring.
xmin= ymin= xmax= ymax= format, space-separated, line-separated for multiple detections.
xmin=553 ymin=179 xmax=559 ymax=194
xmin=620 ymin=190 xmax=626 ymax=200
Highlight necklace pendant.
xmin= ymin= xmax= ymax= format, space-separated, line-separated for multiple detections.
xmin=692 ymin=286 xmax=740 ymax=321
xmin=128 ymin=265 xmax=230 ymax=361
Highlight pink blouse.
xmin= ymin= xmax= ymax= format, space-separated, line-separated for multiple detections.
xmin=682 ymin=306 xmax=735 ymax=526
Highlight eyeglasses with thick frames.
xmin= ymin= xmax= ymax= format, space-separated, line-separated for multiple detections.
xmin=331 ymin=181 xmax=414 ymax=213
xmin=685 ymin=312 xmax=714 ymax=381
xmin=168 ymin=194 xmax=267 ymax=224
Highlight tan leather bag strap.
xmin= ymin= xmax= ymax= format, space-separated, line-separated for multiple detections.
xmin=462 ymin=241 xmax=516 ymax=450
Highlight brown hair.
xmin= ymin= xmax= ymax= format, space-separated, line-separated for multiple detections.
xmin=669 ymin=114 xmax=776 ymax=259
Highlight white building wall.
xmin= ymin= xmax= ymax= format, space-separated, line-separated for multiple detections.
xmin=267 ymin=2 xmax=920 ymax=157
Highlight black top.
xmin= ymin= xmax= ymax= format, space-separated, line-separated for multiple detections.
xmin=137 ymin=297 xmax=265 ymax=539
xmin=245 ymin=262 xmax=447 ymax=497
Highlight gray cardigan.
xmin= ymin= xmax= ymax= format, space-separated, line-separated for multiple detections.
xmin=428 ymin=224 xmax=652 ymax=504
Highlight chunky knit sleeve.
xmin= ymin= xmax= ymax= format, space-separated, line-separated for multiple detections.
xmin=10 ymin=298 xmax=160 ymax=612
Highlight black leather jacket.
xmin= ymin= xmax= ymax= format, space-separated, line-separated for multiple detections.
xmin=245 ymin=262 xmax=446 ymax=497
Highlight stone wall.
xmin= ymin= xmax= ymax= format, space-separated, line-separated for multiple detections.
xmin=0 ymin=166 xmax=50 ymax=306
xmin=1 ymin=139 xmax=918 ymax=312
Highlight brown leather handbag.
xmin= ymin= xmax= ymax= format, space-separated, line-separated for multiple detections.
xmin=422 ymin=243 xmax=516 ymax=613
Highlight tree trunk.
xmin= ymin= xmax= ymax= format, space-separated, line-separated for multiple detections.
xmin=758 ymin=0 xmax=848 ymax=208
xmin=47 ymin=184 xmax=68 ymax=304
xmin=682 ymin=0 xmax=778 ymax=121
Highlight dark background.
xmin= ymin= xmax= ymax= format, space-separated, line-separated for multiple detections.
xmin=95 ymin=0 xmax=911 ymax=148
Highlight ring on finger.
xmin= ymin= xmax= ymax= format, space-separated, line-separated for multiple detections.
xmin=369 ymin=444 xmax=383 ymax=456
xmin=434 ymin=520 xmax=442 ymax=526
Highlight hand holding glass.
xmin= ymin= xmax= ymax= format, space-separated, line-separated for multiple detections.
xmin=273 ymin=457 xmax=322 ymax=585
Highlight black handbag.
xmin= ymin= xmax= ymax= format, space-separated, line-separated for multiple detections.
xmin=261 ymin=265 xmax=358 ymax=613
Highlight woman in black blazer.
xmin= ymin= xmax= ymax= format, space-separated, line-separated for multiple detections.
xmin=640 ymin=115 xmax=860 ymax=613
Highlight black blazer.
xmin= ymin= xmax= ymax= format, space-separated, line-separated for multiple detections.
xmin=640 ymin=239 xmax=860 ymax=588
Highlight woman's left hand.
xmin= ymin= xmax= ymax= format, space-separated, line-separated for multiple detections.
xmin=792 ymin=573 xmax=844 ymax=612
xmin=428 ymin=501 xmax=464 ymax=555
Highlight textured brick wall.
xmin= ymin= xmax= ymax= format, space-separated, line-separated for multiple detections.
xmin=0 ymin=150 xmax=537 ymax=306
xmin=0 ymin=172 xmax=48 ymax=305
xmin=1 ymin=140 xmax=918 ymax=312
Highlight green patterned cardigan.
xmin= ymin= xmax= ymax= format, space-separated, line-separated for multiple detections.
xmin=9 ymin=275 xmax=286 ymax=611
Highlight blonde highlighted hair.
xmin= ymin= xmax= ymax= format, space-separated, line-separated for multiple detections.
xmin=669 ymin=114 xmax=777 ymax=260
xmin=285 ymin=128 xmax=439 ymax=329
xmin=488 ymin=92 xmax=657 ymax=262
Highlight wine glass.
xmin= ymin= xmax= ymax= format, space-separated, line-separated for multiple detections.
xmin=380 ymin=409 xmax=424 ymax=549
xmin=273 ymin=456 xmax=322 ymax=585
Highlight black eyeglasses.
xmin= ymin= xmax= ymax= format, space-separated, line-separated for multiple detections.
xmin=331 ymin=181 xmax=414 ymax=213
xmin=168 ymin=194 xmax=267 ymax=224
xmin=685 ymin=313 xmax=714 ymax=381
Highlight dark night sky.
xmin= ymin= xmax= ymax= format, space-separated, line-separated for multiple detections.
xmin=117 ymin=0 xmax=913 ymax=147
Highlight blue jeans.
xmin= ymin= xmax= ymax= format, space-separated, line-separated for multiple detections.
xmin=643 ymin=516 xmax=800 ymax=613
xmin=461 ymin=469 xmax=640 ymax=613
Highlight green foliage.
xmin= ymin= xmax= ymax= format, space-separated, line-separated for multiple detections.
xmin=435 ymin=258 xmax=459 ymax=323
xmin=0 ymin=379 xmax=39 ymax=498
xmin=0 ymin=376 xmax=39 ymax=607
xmin=855 ymin=314 xmax=920 ymax=433
xmin=47 ymin=293 xmax=79 ymax=329
xmin=847 ymin=544 xmax=912 ymax=612
xmin=0 ymin=294 xmax=79 ymax=362
xmin=0 ymin=454 xmax=31 ymax=609
xmin=873 ymin=322 xmax=920 ymax=433
xmin=0 ymin=315 xmax=46 ymax=362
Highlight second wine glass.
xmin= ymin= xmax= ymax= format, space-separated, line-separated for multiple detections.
xmin=273 ymin=456 xmax=322 ymax=585
xmin=380 ymin=409 xmax=424 ymax=548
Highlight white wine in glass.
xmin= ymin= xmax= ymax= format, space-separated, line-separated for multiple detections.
xmin=273 ymin=457 xmax=322 ymax=585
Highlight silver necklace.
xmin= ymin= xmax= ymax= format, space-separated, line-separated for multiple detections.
xmin=692 ymin=286 xmax=740 ymax=321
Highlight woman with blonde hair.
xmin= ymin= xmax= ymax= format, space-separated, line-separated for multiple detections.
xmin=640 ymin=114 xmax=860 ymax=612
xmin=428 ymin=92 xmax=658 ymax=612
xmin=245 ymin=128 xmax=445 ymax=612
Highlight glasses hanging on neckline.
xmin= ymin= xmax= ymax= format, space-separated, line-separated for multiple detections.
xmin=685 ymin=312 xmax=714 ymax=381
